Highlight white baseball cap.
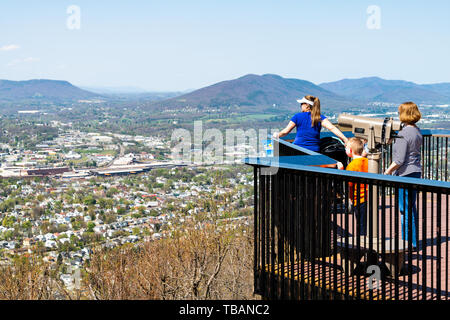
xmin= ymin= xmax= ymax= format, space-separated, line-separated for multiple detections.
xmin=297 ymin=97 xmax=314 ymax=106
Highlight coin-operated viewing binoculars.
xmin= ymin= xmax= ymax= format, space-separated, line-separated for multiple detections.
xmin=338 ymin=113 xmax=403 ymax=174
xmin=338 ymin=114 xmax=405 ymax=248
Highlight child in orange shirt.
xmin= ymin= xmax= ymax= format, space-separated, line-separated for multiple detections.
xmin=338 ymin=137 xmax=368 ymax=236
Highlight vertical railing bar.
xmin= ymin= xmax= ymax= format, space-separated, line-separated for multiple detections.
xmin=369 ymin=183 xmax=374 ymax=301
xmin=309 ymin=173 xmax=314 ymax=300
xmin=263 ymin=173 xmax=269 ymax=299
xmin=439 ymin=136 xmax=442 ymax=181
xmin=436 ymin=191 xmax=441 ymax=301
xmin=289 ymin=172 xmax=295 ymax=300
xmin=402 ymin=183 xmax=407 ymax=300
xmin=436 ymin=138 xmax=440 ymax=181
xmin=422 ymin=136 xmax=425 ymax=179
xmin=395 ymin=186 xmax=400 ymax=300
xmin=356 ymin=181 xmax=361 ymax=300
xmin=407 ymin=186 xmax=413 ymax=300
xmin=445 ymin=137 xmax=448 ymax=182
xmin=266 ymin=173 xmax=271 ymax=299
xmin=270 ymin=174 xmax=276 ymax=300
xmin=432 ymin=135 xmax=435 ymax=180
xmin=399 ymin=182 xmax=411 ymax=299
xmin=300 ymin=174 xmax=306 ymax=299
xmin=389 ymin=182 xmax=395 ymax=295
xmin=296 ymin=173 xmax=301 ymax=300
xmin=345 ymin=178 xmax=350 ymax=300
xmin=268 ymin=175 xmax=275 ymax=295
xmin=327 ymin=176 xmax=333 ymax=300
xmin=306 ymin=173 xmax=312 ymax=299
xmin=381 ymin=183 xmax=386 ymax=300
xmin=292 ymin=173 xmax=297 ymax=300
xmin=422 ymin=190 xmax=427 ymax=300
xmin=284 ymin=171 xmax=289 ymax=299
xmin=289 ymin=172 xmax=294 ymax=299
xmin=327 ymin=176 xmax=332 ymax=299
xmin=415 ymin=183 xmax=420 ymax=300
xmin=431 ymin=190 xmax=435 ymax=299
xmin=321 ymin=176 xmax=327 ymax=300
xmin=260 ymin=170 xmax=266 ymax=296
xmin=307 ymin=173 xmax=312 ymax=299
xmin=423 ymin=135 xmax=427 ymax=179
xmin=428 ymin=136 xmax=431 ymax=180
xmin=340 ymin=179 xmax=350 ymax=300
xmin=446 ymin=192 xmax=449 ymax=300
xmin=314 ymin=174 xmax=318 ymax=300
xmin=283 ymin=171 xmax=288 ymax=299
xmin=333 ymin=176 xmax=338 ymax=299
xmin=254 ymin=166 xmax=259 ymax=295
xmin=312 ymin=175 xmax=317 ymax=299
xmin=277 ymin=169 xmax=287 ymax=300
xmin=440 ymin=137 xmax=444 ymax=181
xmin=279 ymin=171 xmax=285 ymax=299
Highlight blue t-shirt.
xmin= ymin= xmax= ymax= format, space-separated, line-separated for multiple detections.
xmin=290 ymin=112 xmax=327 ymax=152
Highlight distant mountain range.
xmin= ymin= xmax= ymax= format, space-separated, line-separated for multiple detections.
xmin=320 ymin=77 xmax=450 ymax=104
xmin=157 ymin=74 xmax=354 ymax=109
xmin=81 ymin=86 xmax=190 ymax=102
xmin=156 ymin=74 xmax=450 ymax=109
xmin=80 ymin=86 xmax=150 ymax=94
xmin=0 ymin=79 xmax=101 ymax=103
xmin=1 ymin=75 xmax=450 ymax=107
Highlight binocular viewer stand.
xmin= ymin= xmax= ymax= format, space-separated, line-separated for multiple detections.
xmin=339 ymin=149 xmax=408 ymax=278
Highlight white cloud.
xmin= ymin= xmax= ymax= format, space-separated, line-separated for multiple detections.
xmin=6 ymin=57 xmax=40 ymax=67
xmin=6 ymin=59 xmax=21 ymax=67
xmin=0 ymin=44 xmax=20 ymax=52
xmin=23 ymin=57 xmax=40 ymax=63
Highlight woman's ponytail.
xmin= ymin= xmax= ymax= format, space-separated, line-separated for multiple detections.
xmin=306 ymin=95 xmax=321 ymax=127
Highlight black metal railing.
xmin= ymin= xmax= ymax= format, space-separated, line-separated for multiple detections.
xmin=421 ymin=131 xmax=450 ymax=182
xmin=245 ymin=130 xmax=450 ymax=300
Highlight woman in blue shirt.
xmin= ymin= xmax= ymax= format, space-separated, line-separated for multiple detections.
xmin=273 ymin=95 xmax=348 ymax=152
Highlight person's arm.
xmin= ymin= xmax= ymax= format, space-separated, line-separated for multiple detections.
xmin=384 ymin=135 xmax=407 ymax=175
xmin=384 ymin=162 xmax=400 ymax=175
xmin=322 ymin=119 xmax=349 ymax=145
xmin=273 ymin=121 xmax=296 ymax=139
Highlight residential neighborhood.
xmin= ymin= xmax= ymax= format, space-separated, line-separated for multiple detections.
xmin=0 ymin=159 xmax=254 ymax=289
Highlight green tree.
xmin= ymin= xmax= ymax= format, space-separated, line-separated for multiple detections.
xmin=87 ymin=222 xmax=96 ymax=233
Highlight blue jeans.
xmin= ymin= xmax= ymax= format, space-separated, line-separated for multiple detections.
xmin=399 ymin=171 xmax=421 ymax=247
xmin=351 ymin=202 xmax=367 ymax=236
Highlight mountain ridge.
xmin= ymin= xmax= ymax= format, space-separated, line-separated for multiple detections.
xmin=320 ymin=77 xmax=450 ymax=104
xmin=0 ymin=79 xmax=102 ymax=103
xmin=155 ymin=73 xmax=357 ymax=109
xmin=2 ymin=75 xmax=450 ymax=107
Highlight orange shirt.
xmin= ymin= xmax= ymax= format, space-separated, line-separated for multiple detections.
xmin=346 ymin=157 xmax=368 ymax=204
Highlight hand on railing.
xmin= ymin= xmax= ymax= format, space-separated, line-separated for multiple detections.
xmin=336 ymin=162 xmax=344 ymax=170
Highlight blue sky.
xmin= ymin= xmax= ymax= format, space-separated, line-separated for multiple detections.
xmin=0 ymin=0 xmax=449 ymax=91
